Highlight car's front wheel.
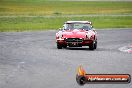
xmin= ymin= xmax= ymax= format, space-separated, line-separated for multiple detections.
xmin=63 ymin=45 xmax=67 ymax=48
xmin=89 ymin=40 xmax=97 ymax=50
xmin=89 ymin=43 xmax=94 ymax=50
xmin=94 ymin=40 xmax=97 ymax=49
xmin=57 ymin=42 xmax=62 ymax=49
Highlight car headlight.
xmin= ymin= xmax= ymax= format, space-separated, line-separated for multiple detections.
xmin=58 ymin=31 xmax=63 ymax=39
xmin=86 ymin=32 xmax=92 ymax=39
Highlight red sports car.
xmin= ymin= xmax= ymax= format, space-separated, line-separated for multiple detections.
xmin=56 ymin=21 xmax=97 ymax=50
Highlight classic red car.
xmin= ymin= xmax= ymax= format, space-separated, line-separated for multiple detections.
xmin=56 ymin=21 xmax=97 ymax=50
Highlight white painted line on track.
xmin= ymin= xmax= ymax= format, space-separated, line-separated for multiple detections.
xmin=119 ymin=45 xmax=132 ymax=53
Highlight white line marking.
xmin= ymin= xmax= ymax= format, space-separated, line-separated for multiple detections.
xmin=118 ymin=45 xmax=132 ymax=53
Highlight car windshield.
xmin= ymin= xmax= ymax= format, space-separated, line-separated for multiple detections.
xmin=64 ymin=23 xmax=92 ymax=30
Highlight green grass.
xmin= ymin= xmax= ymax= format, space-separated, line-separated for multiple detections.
xmin=0 ymin=16 xmax=132 ymax=32
xmin=0 ymin=0 xmax=132 ymax=32
xmin=0 ymin=1 xmax=132 ymax=16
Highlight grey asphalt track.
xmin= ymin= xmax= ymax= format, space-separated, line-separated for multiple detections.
xmin=0 ymin=29 xmax=132 ymax=88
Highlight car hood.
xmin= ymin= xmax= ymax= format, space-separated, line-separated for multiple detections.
xmin=62 ymin=29 xmax=87 ymax=38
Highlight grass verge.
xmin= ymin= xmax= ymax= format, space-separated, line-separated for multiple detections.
xmin=0 ymin=16 xmax=132 ymax=32
xmin=0 ymin=1 xmax=132 ymax=16
xmin=0 ymin=1 xmax=132 ymax=32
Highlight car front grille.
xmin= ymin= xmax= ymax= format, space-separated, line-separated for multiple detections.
xmin=65 ymin=38 xmax=83 ymax=43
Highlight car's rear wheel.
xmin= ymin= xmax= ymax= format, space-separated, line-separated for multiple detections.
xmin=57 ymin=42 xmax=62 ymax=49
